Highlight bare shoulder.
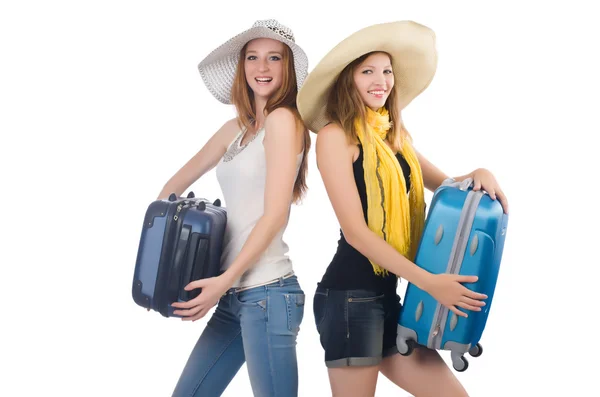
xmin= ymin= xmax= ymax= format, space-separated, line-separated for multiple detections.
xmin=219 ymin=117 xmax=242 ymax=138
xmin=264 ymin=108 xmax=305 ymax=156
xmin=265 ymin=107 xmax=299 ymax=135
xmin=316 ymin=123 xmax=354 ymax=160
xmin=221 ymin=117 xmax=240 ymax=130
xmin=212 ymin=117 xmax=241 ymax=150
xmin=317 ymin=122 xmax=346 ymax=143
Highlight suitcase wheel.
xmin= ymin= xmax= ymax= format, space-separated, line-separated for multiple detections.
xmin=168 ymin=193 xmax=177 ymax=202
xmin=197 ymin=201 xmax=206 ymax=211
xmin=187 ymin=191 xmax=195 ymax=198
xmin=452 ymin=356 xmax=469 ymax=372
xmin=213 ymin=199 xmax=221 ymax=207
xmin=398 ymin=338 xmax=417 ymax=356
xmin=468 ymin=342 xmax=483 ymax=358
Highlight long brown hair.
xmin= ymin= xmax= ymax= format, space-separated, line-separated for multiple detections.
xmin=326 ymin=51 xmax=412 ymax=151
xmin=230 ymin=41 xmax=311 ymax=204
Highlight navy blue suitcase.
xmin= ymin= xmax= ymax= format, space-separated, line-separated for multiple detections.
xmin=397 ymin=178 xmax=508 ymax=371
xmin=132 ymin=192 xmax=227 ymax=317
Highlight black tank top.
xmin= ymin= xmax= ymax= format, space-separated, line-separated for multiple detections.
xmin=319 ymin=144 xmax=412 ymax=294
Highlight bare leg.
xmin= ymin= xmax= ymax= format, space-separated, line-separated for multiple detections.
xmin=328 ymin=365 xmax=380 ymax=397
xmin=379 ymin=349 xmax=469 ymax=397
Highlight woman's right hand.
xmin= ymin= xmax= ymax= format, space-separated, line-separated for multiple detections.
xmin=424 ymin=274 xmax=487 ymax=318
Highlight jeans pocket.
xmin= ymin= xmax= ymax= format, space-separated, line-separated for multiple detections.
xmin=284 ymin=293 xmax=305 ymax=333
xmin=235 ymin=289 xmax=267 ymax=311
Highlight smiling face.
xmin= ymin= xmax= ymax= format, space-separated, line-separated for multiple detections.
xmin=243 ymin=38 xmax=285 ymax=100
xmin=352 ymin=52 xmax=394 ymax=111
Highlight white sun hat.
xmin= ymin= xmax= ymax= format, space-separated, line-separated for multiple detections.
xmin=198 ymin=19 xmax=309 ymax=104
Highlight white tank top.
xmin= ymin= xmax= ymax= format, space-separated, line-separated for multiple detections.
xmin=216 ymin=127 xmax=303 ymax=288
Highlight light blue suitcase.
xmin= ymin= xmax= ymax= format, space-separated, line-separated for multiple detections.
xmin=397 ymin=178 xmax=508 ymax=371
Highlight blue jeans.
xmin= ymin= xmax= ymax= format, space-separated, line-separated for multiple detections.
xmin=171 ymin=275 xmax=305 ymax=397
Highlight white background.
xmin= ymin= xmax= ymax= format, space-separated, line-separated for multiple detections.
xmin=2 ymin=1 xmax=599 ymax=396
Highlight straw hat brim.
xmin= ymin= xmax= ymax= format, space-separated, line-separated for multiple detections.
xmin=297 ymin=21 xmax=437 ymax=133
xmin=198 ymin=26 xmax=309 ymax=104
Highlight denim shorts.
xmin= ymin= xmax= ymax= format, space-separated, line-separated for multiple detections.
xmin=312 ymin=285 xmax=402 ymax=368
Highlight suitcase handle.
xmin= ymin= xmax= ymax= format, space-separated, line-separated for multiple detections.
xmin=442 ymin=178 xmax=491 ymax=197
xmin=442 ymin=177 xmax=473 ymax=191
xmin=166 ymin=226 xmax=200 ymax=305
xmin=166 ymin=225 xmax=191 ymax=305
xmin=179 ymin=236 xmax=210 ymax=301
xmin=180 ymin=233 xmax=200 ymax=300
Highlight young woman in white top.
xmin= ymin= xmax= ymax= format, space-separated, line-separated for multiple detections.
xmin=157 ymin=19 xmax=310 ymax=397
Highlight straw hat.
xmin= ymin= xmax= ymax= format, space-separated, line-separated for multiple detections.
xmin=198 ymin=19 xmax=309 ymax=104
xmin=297 ymin=21 xmax=437 ymax=133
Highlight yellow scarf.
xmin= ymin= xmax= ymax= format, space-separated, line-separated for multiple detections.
xmin=356 ymin=107 xmax=426 ymax=276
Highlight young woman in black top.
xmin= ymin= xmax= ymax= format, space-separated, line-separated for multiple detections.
xmin=297 ymin=21 xmax=508 ymax=397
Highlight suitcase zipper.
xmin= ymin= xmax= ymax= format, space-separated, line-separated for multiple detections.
xmin=173 ymin=203 xmax=183 ymax=221
xmin=429 ymin=189 xmax=483 ymax=349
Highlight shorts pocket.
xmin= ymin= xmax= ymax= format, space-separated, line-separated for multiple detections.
xmin=347 ymin=293 xmax=384 ymax=303
xmin=313 ymin=292 xmax=328 ymax=332
xmin=284 ymin=293 xmax=305 ymax=333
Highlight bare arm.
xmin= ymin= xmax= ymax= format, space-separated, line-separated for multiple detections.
xmin=415 ymin=149 xmax=452 ymax=192
xmin=221 ymin=108 xmax=303 ymax=285
xmin=416 ymin=149 xmax=485 ymax=191
xmin=416 ymin=149 xmax=508 ymax=212
xmin=157 ymin=118 xmax=239 ymax=199
xmin=317 ymin=124 xmax=432 ymax=290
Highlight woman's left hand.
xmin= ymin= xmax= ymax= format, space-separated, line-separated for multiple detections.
xmin=171 ymin=275 xmax=231 ymax=321
xmin=471 ymin=168 xmax=509 ymax=214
